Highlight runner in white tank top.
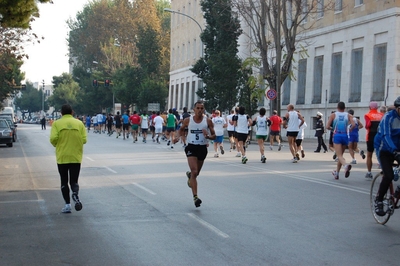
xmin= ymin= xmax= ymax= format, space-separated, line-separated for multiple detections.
xmin=284 ymin=104 xmax=304 ymax=163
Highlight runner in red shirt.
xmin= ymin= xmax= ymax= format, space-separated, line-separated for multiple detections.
xmin=129 ymin=111 xmax=141 ymax=143
xmin=269 ymin=110 xmax=283 ymax=151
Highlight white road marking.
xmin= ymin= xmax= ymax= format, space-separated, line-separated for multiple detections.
xmin=86 ymin=157 xmax=94 ymax=161
xmin=0 ymin=199 xmax=45 ymax=204
xmin=188 ymin=213 xmax=230 ymax=238
xmin=132 ymin=182 xmax=156 ymax=195
xmin=104 ymin=166 xmax=117 ymax=173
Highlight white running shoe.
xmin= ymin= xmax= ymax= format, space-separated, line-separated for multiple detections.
xmin=236 ymin=152 xmax=241 ymax=157
xmin=62 ymin=204 xmax=72 ymax=213
xmin=351 ymin=159 xmax=357 ymax=164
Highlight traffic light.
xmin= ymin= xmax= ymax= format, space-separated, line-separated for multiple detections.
xmin=93 ymin=79 xmax=98 ymax=87
xmin=104 ymin=79 xmax=110 ymax=87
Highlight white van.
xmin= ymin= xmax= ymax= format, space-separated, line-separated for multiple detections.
xmin=0 ymin=107 xmax=15 ymax=122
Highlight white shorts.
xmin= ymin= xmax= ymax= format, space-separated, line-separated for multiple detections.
xmin=155 ymin=127 xmax=162 ymax=134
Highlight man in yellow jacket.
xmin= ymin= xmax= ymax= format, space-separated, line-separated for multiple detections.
xmin=50 ymin=104 xmax=87 ymax=213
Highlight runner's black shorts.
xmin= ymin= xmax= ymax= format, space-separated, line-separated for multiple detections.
xmin=185 ymin=144 xmax=208 ymax=161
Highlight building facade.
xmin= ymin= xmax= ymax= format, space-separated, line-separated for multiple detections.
xmin=168 ymin=0 xmax=399 ymax=141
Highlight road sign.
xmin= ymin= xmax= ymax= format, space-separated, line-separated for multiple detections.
xmin=266 ymin=89 xmax=277 ymax=100
xmin=148 ymin=103 xmax=160 ymax=111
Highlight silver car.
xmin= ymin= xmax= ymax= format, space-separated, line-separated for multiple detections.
xmin=0 ymin=119 xmax=13 ymax=147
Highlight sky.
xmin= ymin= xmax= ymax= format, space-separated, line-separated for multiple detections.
xmin=20 ymin=0 xmax=91 ymax=86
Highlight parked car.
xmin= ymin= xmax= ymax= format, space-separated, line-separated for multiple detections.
xmin=0 ymin=119 xmax=13 ymax=147
xmin=0 ymin=114 xmax=17 ymax=142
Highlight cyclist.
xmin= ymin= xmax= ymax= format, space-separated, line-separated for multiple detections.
xmin=374 ymin=96 xmax=400 ymax=216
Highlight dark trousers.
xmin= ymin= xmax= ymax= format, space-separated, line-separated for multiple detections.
xmin=57 ymin=163 xmax=81 ymax=204
xmin=377 ymin=151 xmax=395 ymax=201
xmin=316 ymin=136 xmax=327 ymax=152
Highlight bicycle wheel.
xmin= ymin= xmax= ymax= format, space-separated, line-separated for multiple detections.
xmin=370 ymin=172 xmax=393 ymax=225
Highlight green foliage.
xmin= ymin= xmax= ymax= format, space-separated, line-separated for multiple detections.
xmin=14 ymin=81 xmax=46 ymax=115
xmin=237 ymin=66 xmax=258 ymax=116
xmin=137 ymin=78 xmax=168 ymax=112
xmin=0 ymin=0 xmax=51 ymax=29
xmin=191 ymin=0 xmax=242 ymax=112
xmin=0 ymin=52 xmax=24 ymax=105
xmin=47 ymin=73 xmax=81 ymax=112
xmin=67 ymin=0 xmax=170 ymax=114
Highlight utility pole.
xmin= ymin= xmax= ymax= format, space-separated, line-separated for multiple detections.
xmin=42 ymin=80 xmax=45 ymax=117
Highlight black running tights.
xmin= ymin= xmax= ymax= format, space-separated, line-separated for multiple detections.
xmin=57 ymin=163 xmax=81 ymax=204
xmin=377 ymin=151 xmax=395 ymax=202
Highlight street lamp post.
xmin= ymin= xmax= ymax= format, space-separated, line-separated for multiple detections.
xmin=164 ymin=8 xmax=204 ymax=108
xmin=42 ymin=80 xmax=45 ymax=118
xmin=164 ymin=8 xmax=203 ymax=58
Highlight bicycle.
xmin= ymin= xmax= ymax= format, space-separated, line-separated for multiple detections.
xmin=370 ymin=164 xmax=400 ymax=225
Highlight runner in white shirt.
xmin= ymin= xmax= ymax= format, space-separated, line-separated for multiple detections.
xmin=295 ymin=116 xmax=307 ymax=160
xmin=283 ymin=104 xmax=304 ymax=163
xmin=233 ymin=106 xmax=252 ymax=164
xmin=253 ymin=107 xmax=269 ymax=163
xmin=140 ymin=113 xmax=150 ymax=143
xmin=226 ymin=110 xmax=236 ymax=152
xmin=211 ymin=110 xmax=227 ymax=157
xmin=152 ymin=112 xmax=164 ymax=144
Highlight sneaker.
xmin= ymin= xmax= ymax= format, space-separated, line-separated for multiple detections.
xmin=295 ymin=153 xmax=300 ymax=160
xmin=167 ymin=140 xmax=170 ymax=146
xmin=314 ymin=150 xmax=320 ymax=153
xmin=323 ymin=150 xmax=327 ymax=153
xmin=351 ymin=159 xmax=357 ymax=164
xmin=233 ymin=144 xmax=236 ymax=150
xmin=186 ymin=171 xmax=191 ymax=188
xmin=334 ymin=158 xmax=339 ymax=162
xmin=214 ymin=153 xmax=219 ymax=158
xmin=194 ymin=196 xmax=202 ymax=208
xmin=301 ymin=150 xmax=305 ymax=158
xmin=360 ymin=150 xmax=366 ymax=159
xmin=333 ymin=153 xmax=337 ymax=160
xmin=344 ymin=164 xmax=352 ymax=178
xmin=170 ymin=146 xmax=174 ymax=149
xmin=220 ymin=146 xmax=224 ymax=155
xmin=236 ymin=152 xmax=241 ymax=157
xmin=375 ymin=200 xmax=385 ymax=216
xmin=269 ymin=146 xmax=273 ymax=151
xmin=332 ymin=170 xmax=339 ymax=180
xmin=72 ymin=193 xmax=83 ymax=211
xmin=365 ymin=172 xmax=373 ymax=179
xmin=62 ymin=204 xmax=72 ymax=213
xmin=261 ymin=155 xmax=266 ymax=163
xmin=278 ymin=144 xmax=282 ymax=151
xmin=127 ymin=135 xmax=129 ymax=139
xmin=242 ymin=156 xmax=248 ymax=164
xmin=292 ymin=158 xmax=298 ymax=163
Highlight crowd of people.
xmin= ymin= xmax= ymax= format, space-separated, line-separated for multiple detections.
xmin=51 ymin=97 xmax=400 ymax=211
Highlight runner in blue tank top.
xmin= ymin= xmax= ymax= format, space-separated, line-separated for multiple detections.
xmin=326 ymin=102 xmax=356 ymax=180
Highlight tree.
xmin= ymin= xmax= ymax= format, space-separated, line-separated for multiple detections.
xmin=0 ymin=0 xmax=51 ymax=29
xmin=47 ymin=75 xmax=80 ymax=113
xmin=234 ymin=0 xmax=334 ymax=115
xmin=191 ymin=0 xmax=242 ymax=112
xmin=0 ymin=52 xmax=24 ymax=105
xmin=14 ymin=81 xmax=45 ymax=118
xmin=137 ymin=78 xmax=168 ymax=112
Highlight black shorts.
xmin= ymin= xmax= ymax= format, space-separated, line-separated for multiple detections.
xmin=185 ymin=144 xmax=208 ymax=161
xmin=150 ymin=125 xmax=155 ymax=131
xmin=236 ymin=132 xmax=248 ymax=142
xmin=123 ymin=124 xmax=129 ymax=131
xmin=167 ymin=127 xmax=175 ymax=133
xmin=142 ymin=128 xmax=148 ymax=133
xmin=270 ymin=130 xmax=280 ymax=136
xmin=286 ymin=131 xmax=298 ymax=137
xmin=228 ymin=130 xmax=235 ymax=138
xmin=296 ymin=139 xmax=303 ymax=147
xmin=116 ymin=124 xmax=122 ymax=129
xmin=367 ymin=140 xmax=375 ymax=153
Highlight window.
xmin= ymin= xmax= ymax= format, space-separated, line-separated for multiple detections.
xmin=372 ymin=44 xmax=387 ymax=101
xmin=355 ymin=0 xmax=363 ymax=6
xmin=335 ymin=0 xmax=342 ymax=12
xmin=297 ymin=59 xmax=307 ymax=105
xmin=286 ymin=0 xmax=293 ymax=28
xmin=175 ymin=84 xmax=179 ymax=108
xmin=301 ymin=0 xmax=308 ymax=23
xmin=191 ymin=81 xmax=196 ymax=107
xmin=312 ymin=56 xmax=323 ymax=104
xmin=282 ymin=76 xmax=291 ymax=105
xmin=330 ymin=52 xmax=342 ymax=103
xmin=317 ymin=0 xmax=324 ymax=18
xmin=349 ymin=49 xmax=363 ymax=102
xmin=180 ymin=82 xmax=185 ymax=109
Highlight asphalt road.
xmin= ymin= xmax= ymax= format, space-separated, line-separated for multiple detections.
xmin=1 ymin=124 xmax=399 ymax=266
